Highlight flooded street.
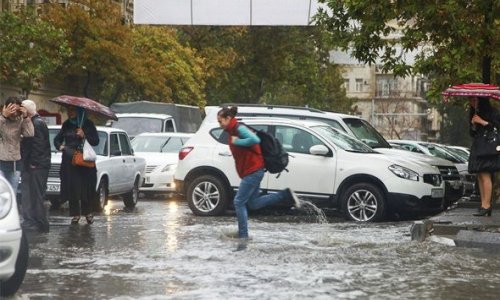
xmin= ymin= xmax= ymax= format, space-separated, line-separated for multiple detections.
xmin=13 ymin=197 xmax=500 ymax=299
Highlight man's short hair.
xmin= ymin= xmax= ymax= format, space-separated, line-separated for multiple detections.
xmin=4 ymin=96 xmax=24 ymax=106
xmin=22 ymin=99 xmax=37 ymax=115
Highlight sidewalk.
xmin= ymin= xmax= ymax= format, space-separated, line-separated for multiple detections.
xmin=411 ymin=197 xmax=500 ymax=250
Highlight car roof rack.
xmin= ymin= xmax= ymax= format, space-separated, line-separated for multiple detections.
xmin=220 ymin=103 xmax=325 ymax=114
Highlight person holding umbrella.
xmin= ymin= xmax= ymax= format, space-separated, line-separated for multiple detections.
xmin=54 ymin=106 xmax=99 ymax=224
xmin=468 ymin=97 xmax=500 ymax=216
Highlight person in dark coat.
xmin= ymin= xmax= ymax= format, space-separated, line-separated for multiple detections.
xmin=54 ymin=106 xmax=99 ymax=224
xmin=468 ymin=97 xmax=500 ymax=216
xmin=20 ymin=100 xmax=51 ymax=232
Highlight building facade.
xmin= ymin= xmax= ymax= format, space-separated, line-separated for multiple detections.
xmin=330 ymin=49 xmax=440 ymax=141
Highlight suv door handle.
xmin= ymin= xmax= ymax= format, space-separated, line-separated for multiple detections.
xmin=218 ymin=152 xmax=232 ymax=157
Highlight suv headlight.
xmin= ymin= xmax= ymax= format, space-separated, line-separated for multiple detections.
xmin=388 ymin=164 xmax=419 ymax=181
xmin=0 ymin=177 xmax=14 ymax=219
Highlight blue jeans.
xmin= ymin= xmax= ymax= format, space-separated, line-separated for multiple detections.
xmin=234 ymin=169 xmax=288 ymax=238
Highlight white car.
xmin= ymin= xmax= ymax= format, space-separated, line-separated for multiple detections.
xmin=389 ymin=140 xmax=475 ymax=197
xmin=0 ymin=176 xmax=28 ymax=297
xmin=47 ymin=126 xmax=146 ymax=210
xmin=131 ymin=132 xmax=193 ymax=196
xmin=175 ymin=118 xmax=445 ymax=222
xmin=203 ymin=104 xmax=463 ymax=206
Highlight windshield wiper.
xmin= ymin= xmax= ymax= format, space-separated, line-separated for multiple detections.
xmin=159 ymin=138 xmax=171 ymax=153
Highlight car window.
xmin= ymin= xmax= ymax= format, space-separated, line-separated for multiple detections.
xmin=342 ymin=118 xmax=391 ymax=149
xmin=118 ymin=134 xmax=133 ymax=155
xmin=420 ymin=143 xmax=465 ymax=163
xmin=275 ymin=126 xmax=323 ymax=154
xmin=132 ymin=136 xmax=185 ymax=153
xmin=92 ymin=132 xmax=108 ymax=156
xmin=237 ymin=112 xmax=347 ymax=133
xmin=210 ymin=125 xmax=269 ymax=145
xmin=49 ymin=129 xmax=59 ymax=152
xmin=110 ymin=134 xmax=121 ymax=156
xmin=397 ymin=143 xmax=424 ymax=153
xmin=312 ymin=125 xmax=375 ymax=153
xmin=165 ymin=119 xmax=175 ymax=132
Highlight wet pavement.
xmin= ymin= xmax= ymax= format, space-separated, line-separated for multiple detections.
xmin=10 ymin=197 xmax=500 ymax=299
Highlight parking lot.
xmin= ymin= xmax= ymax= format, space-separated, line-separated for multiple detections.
xmin=14 ymin=197 xmax=500 ymax=299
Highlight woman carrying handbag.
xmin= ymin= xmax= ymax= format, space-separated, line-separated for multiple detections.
xmin=54 ymin=106 xmax=99 ymax=224
xmin=468 ymin=97 xmax=500 ymax=216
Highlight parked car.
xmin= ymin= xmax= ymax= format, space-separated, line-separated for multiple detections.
xmin=203 ymin=104 xmax=462 ymax=206
xmin=445 ymin=145 xmax=470 ymax=162
xmin=389 ymin=140 xmax=475 ymax=198
xmin=0 ymin=176 xmax=29 ymax=297
xmin=175 ymin=118 xmax=445 ymax=222
xmin=47 ymin=125 xmax=146 ymax=210
xmin=108 ymin=101 xmax=203 ymax=139
xmin=131 ymin=132 xmax=193 ymax=197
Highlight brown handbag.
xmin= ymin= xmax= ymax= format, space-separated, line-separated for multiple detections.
xmin=72 ymin=150 xmax=96 ymax=168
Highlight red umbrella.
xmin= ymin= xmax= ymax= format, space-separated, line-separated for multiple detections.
xmin=442 ymin=83 xmax=500 ymax=102
xmin=50 ymin=95 xmax=118 ymax=121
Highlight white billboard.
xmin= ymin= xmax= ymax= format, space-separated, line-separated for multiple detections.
xmin=134 ymin=0 xmax=325 ymax=26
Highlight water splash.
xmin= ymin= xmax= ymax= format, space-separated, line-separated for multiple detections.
xmin=298 ymin=200 xmax=328 ymax=224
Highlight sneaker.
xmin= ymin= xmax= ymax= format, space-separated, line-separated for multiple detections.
xmin=285 ymin=188 xmax=302 ymax=209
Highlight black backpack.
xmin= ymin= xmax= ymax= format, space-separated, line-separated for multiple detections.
xmin=238 ymin=124 xmax=289 ymax=175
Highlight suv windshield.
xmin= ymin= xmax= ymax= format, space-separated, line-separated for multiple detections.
xmin=312 ymin=125 xmax=375 ymax=153
xmin=342 ymin=118 xmax=391 ymax=149
xmin=110 ymin=117 xmax=163 ymax=137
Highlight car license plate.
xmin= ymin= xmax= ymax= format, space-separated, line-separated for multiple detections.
xmin=47 ymin=184 xmax=60 ymax=192
xmin=431 ymin=188 xmax=444 ymax=198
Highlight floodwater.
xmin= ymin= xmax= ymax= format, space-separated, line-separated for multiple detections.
xmin=12 ymin=198 xmax=500 ymax=299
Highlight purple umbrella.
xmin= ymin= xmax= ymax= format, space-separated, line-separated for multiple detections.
xmin=50 ymin=95 xmax=118 ymax=121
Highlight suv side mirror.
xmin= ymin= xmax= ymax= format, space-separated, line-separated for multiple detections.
xmin=310 ymin=145 xmax=329 ymax=156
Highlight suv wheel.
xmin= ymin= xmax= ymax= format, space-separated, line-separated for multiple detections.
xmin=0 ymin=230 xmax=29 ymax=297
xmin=341 ymin=183 xmax=385 ymax=222
xmin=187 ymin=174 xmax=229 ymax=216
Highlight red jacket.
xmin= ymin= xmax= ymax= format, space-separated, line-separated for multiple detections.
xmin=226 ymin=118 xmax=264 ymax=178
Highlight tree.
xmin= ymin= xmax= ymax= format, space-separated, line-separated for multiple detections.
xmin=315 ymin=0 xmax=499 ymax=102
xmin=178 ymin=26 xmax=351 ymax=112
xmin=43 ymin=0 xmax=205 ymax=106
xmin=130 ymin=26 xmax=206 ymax=107
xmin=0 ymin=7 xmax=70 ymax=96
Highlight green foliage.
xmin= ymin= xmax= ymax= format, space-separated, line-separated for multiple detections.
xmin=178 ymin=26 xmax=351 ymax=113
xmin=316 ymin=0 xmax=499 ymax=100
xmin=43 ymin=0 xmax=205 ymax=107
xmin=316 ymin=0 xmax=499 ymax=143
xmin=0 ymin=7 xmax=70 ymax=96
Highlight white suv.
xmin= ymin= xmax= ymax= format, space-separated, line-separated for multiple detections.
xmin=0 ymin=176 xmax=28 ymax=297
xmin=204 ymin=104 xmax=463 ymax=206
xmin=175 ymin=118 xmax=445 ymax=222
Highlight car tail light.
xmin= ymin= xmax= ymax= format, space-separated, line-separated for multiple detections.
xmin=179 ymin=147 xmax=194 ymax=160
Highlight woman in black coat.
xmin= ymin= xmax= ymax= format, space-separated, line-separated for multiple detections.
xmin=468 ymin=97 xmax=500 ymax=216
xmin=54 ymin=106 xmax=99 ymax=224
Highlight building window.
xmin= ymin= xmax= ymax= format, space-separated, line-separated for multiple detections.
xmin=343 ymin=79 xmax=350 ymax=92
xmin=376 ymin=76 xmax=399 ymax=97
xmin=355 ymin=78 xmax=363 ymax=92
